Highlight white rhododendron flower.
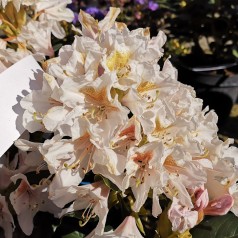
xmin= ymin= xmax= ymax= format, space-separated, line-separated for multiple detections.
xmin=168 ymin=197 xmax=198 ymax=233
xmin=85 ymin=216 xmax=144 ymax=238
xmin=20 ymin=73 xmax=71 ymax=133
xmin=53 ymin=181 xmax=110 ymax=235
xmin=16 ymin=20 xmax=56 ymax=57
xmin=35 ymin=0 xmax=74 ymax=22
xmin=0 ymin=0 xmax=74 ymax=71
xmin=9 ymin=174 xmax=60 ymax=236
xmin=0 ymin=4 xmax=235 ymax=238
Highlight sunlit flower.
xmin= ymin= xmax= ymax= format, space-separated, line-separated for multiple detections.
xmin=35 ymin=0 xmax=74 ymax=22
xmin=20 ymin=73 xmax=70 ymax=133
xmin=52 ymin=181 xmax=110 ymax=235
xmin=16 ymin=20 xmax=55 ymax=57
xmin=9 ymin=5 xmax=238 ymax=237
xmin=40 ymin=132 xmax=95 ymax=188
xmin=78 ymin=7 xmax=120 ymax=39
xmin=122 ymin=142 xmax=169 ymax=214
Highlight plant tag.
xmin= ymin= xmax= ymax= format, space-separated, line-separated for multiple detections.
xmin=0 ymin=55 xmax=43 ymax=157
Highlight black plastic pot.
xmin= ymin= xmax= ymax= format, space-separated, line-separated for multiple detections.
xmin=171 ymin=55 xmax=238 ymax=128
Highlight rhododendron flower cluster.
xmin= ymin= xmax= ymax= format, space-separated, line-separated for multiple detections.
xmin=1 ymin=5 xmax=238 ymax=238
xmin=0 ymin=0 xmax=74 ymax=72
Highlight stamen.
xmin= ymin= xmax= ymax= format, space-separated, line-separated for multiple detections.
xmin=36 ymin=161 xmax=47 ymax=174
xmin=137 ymin=81 xmax=158 ymax=94
xmin=48 ymin=97 xmax=63 ymax=106
xmin=33 ymin=112 xmax=45 ymax=123
xmin=64 ymin=144 xmax=93 ymax=170
xmin=133 ymin=151 xmax=153 ymax=186
xmin=79 ymin=200 xmax=96 ymax=227
xmin=164 ymin=183 xmax=179 ymax=197
xmin=193 ymin=149 xmax=209 ymax=160
xmin=82 ymin=202 xmax=94 ymax=219
xmin=110 ymin=138 xmax=131 ymax=149
xmin=106 ymin=50 xmax=130 ymax=72
xmin=39 ymin=174 xmax=53 ymax=186
xmin=33 ymin=10 xmax=44 ymax=20
xmin=0 ymin=18 xmax=18 ymax=35
xmin=136 ymin=168 xmax=146 ymax=187
xmin=85 ymin=146 xmax=95 ymax=172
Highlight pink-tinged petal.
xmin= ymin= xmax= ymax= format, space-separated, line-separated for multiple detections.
xmin=17 ymin=211 xmax=35 ymax=236
xmin=132 ymin=180 xmax=150 ymax=212
xmin=94 ymin=201 xmax=109 ymax=235
xmin=10 ymin=174 xmax=60 ymax=235
xmin=0 ymin=166 xmax=13 ymax=190
xmin=85 ymin=216 xmax=143 ymax=238
xmin=204 ymin=194 xmax=234 ymax=216
xmin=168 ymin=197 xmax=198 ymax=233
xmin=10 ymin=176 xmax=36 ymax=235
xmin=113 ymin=216 xmax=143 ymax=238
xmin=58 ymin=182 xmax=110 ymax=235
xmin=194 ymin=188 xmax=209 ymax=211
xmin=152 ymin=190 xmax=162 ymax=217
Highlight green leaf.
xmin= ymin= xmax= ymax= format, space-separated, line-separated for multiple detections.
xmin=104 ymin=225 xmax=113 ymax=232
xmin=94 ymin=174 xmax=120 ymax=191
xmin=232 ymin=49 xmax=238 ymax=58
xmin=53 ymin=43 xmax=63 ymax=52
xmin=156 ymin=204 xmax=172 ymax=238
xmin=191 ymin=212 xmax=238 ymax=238
xmin=108 ymin=190 xmax=119 ymax=209
xmin=62 ymin=231 xmax=84 ymax=238
xmin=132 ymin=212 xmax=145 ymax=235
xmin=63 ymin=211 xmax=83 ymax=220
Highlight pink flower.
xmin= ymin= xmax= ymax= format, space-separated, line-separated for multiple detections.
xmin=168 ymin=197 xmax=198 ymax=233
xmin=204 ymin=194 xmax=234 ymax=216
xmin=194 ymin=187 xmax=209 ymax=211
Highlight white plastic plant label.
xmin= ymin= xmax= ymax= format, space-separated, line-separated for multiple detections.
xmin=0 ymin=55 xmax=43 ymax=157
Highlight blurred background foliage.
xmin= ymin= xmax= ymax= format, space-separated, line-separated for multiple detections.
xmin=69 ymin=0 xmax=238 ymax=62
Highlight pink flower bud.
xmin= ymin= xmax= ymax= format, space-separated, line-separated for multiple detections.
xmin=204 ymin=194 xmax=234 ymax=216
